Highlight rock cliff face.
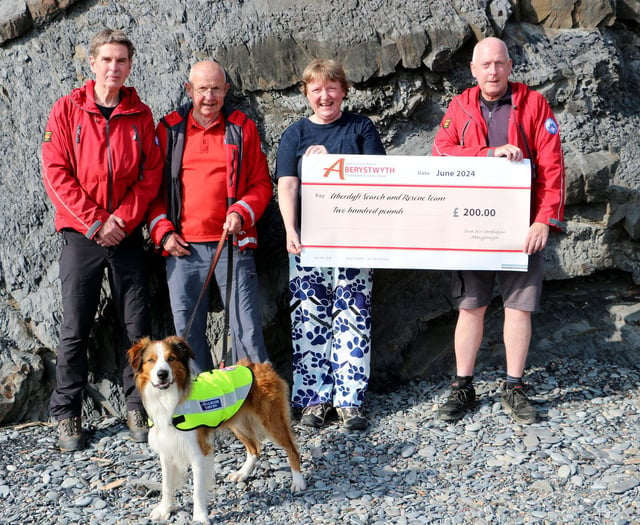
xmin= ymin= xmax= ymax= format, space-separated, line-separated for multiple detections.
xmin=0 ymin=0 xmax=639 ymax=423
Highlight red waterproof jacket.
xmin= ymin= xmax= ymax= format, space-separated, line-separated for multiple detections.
xmin=42 ymin=80 xmax=163 ymax=238
xmin=147 ymin=104 xmax=272 ymax=252
xmin=432 ymin=82 xmax=565 ymax=230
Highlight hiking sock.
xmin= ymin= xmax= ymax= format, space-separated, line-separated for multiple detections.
xmin=506 ymin=375 xmax=523 ymax=388
xmin=453 ymin=375 xmax=473 ymax=389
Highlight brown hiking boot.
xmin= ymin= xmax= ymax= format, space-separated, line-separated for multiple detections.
xmin=57 ymin=416 xmax=85 ymax=452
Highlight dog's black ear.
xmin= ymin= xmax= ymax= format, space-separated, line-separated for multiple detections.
xmin=166 ymin=335 xmax=195 ymax=363
xmin=128 ymin=337 xmax=150 ymax=372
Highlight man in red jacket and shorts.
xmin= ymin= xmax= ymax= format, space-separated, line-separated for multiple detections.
xmin=433 ymin=37 xmax=565 ymax=424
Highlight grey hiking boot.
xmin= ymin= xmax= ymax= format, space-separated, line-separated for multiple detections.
xmin=300 ymin=403 xmax=332 ymax=428
xmin=127 ymin=409 xmax=149 ymax=443
xmin=336 ymin=406 xmax=367 ymax=430
xmin=438 ymin=383 xmax=476 ymax=421
xmin=57 ymin=416 xmax=85 ymax=452
xmin=501 ymin=385 xmax=537 ymax=424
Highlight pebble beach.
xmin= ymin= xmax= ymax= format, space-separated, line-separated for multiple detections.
xmin=1 ymin=354 xmax=639 ymax=524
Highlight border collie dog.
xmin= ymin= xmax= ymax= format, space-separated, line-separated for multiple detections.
xmin=128 ymin=336 xmax=305 ymax=523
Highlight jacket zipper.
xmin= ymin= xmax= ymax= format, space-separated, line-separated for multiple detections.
xmin=512 ymin=105 xmax=537 ymax=179
xmin=460 ymin=120 xmax=470 ymax=147
xmin=106 ymin=119 xmax=114 ymax=213
xmin=132 ymin=124 xmax=144 ymax=181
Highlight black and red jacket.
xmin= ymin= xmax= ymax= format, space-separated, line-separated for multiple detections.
xmin=147 ymin=103 xmax=272 ymax=252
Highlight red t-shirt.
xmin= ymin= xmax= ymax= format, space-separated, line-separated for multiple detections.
xmin=179 ymin=112 xmax=227 ymax=241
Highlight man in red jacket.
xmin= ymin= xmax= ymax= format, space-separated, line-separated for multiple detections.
xmin=147 ymin=61 xmax=272 ymax=371
xmin=433 ymin=37 xmax=565 ymax=424
xmin=42 ymin=29 xmax=163 ymax=451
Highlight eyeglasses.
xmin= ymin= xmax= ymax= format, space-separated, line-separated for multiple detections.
xmin=192 ymin=86 xmax=226 ymax=97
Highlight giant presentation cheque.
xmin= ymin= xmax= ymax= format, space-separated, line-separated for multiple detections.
xmin=300 ymin=154 xmax=531 ymax=271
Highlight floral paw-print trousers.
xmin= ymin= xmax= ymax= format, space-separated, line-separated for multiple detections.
xmin=288 ymin=255 xmax=372 ymax=408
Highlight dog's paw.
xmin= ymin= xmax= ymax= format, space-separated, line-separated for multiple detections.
xmin=227 ymin=469 xmax=249 ymax=483
xmin=227 ymin=454 xmax=257 ymax=483
xmin=150 ymin=502 xmax=173 ymax=521
xmin=291 ymin=471 xmax=306 ymax=493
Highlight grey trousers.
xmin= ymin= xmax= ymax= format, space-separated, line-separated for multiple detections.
xmin=166 ymin=241 xmax=270 ymax=370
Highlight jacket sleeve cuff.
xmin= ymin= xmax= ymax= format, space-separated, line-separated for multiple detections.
xmin=548 ymin=218 xmax=566 ymax=231
xmin=86 ymin=221 xmax=103 ymax=239
xmin=148 ymin=216 xmax=175 ymax=246
xmin=230 ymin=200 xmax=255 ymax=227
xmin=160 ymin=231 xmax=174 ymax=247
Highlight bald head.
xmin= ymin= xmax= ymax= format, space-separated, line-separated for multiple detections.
xmin=470 ymin=37 xmax=512 ymax=101
xmin=189 ymin=60 xmax=227 ymax=84
xmin=186 ymin=60 xmax=229 ymax=127
xmin=472 ymin=37 xmax=510 ymax=63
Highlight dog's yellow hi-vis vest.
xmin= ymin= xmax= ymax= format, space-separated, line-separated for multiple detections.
xmin=171 ymin=365 xmax=253 ymax=431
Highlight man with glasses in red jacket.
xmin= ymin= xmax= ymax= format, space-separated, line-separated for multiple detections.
xmin=147 ymin=60 xmax=272 ymax=372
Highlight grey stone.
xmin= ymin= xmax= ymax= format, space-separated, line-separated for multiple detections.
xmin=618 ymin=0 xmax=640 ymax=24
xmin=0 ymin=0 xmax=32 ymax=43
xmin=564 ymin=150 xmax=618 ymax=206
xmin=609 ymin=478 xmax=640 ymax=494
